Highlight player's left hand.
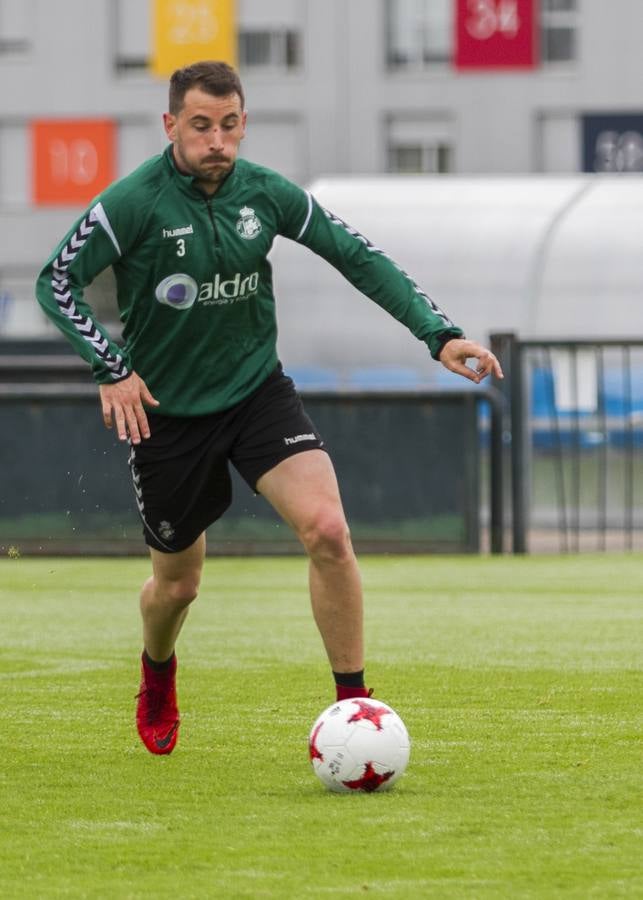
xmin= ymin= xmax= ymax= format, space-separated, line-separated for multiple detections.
xmin=438 ymin=338 xmax=504 ymax=384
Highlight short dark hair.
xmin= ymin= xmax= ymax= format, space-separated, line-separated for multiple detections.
xmin=168 ymin=60 xmax=245 ymax=115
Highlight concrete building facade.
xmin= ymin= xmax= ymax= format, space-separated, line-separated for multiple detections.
xmin=0 ymin=0 xmax=641 ymax=334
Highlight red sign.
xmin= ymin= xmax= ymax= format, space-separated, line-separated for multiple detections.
xmin=31 ymin=119 xmax=115 ymax=206
xmin=455 ymin=0 xmax=538 ymax=69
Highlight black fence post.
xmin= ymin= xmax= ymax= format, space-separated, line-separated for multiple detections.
xmin=510 ymin=336 xmax=528 ymax=553
xmin=487 ymin=387 xmax=504 ymax=554
xmin=490 ymin=332 xmax=528 ymax=554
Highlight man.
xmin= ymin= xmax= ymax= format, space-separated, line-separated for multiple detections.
xmin=36 ymin=61 xmax=503 ymax=756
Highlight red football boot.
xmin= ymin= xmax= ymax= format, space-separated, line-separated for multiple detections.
xmin=136 ymin=652 xmax=180 ymax=755
xmin=336 ymin=684 xmax=373 ymax=702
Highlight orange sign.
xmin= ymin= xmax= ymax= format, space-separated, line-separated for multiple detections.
xmin=32 ymin=119 xmax=116 ymax=206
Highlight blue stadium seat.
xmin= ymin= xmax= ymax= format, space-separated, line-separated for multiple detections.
xmin=600 ymin=366 xmax=643 ymax=416
xmin=530 ymin=364 xmax=643 ymax=448
xmin=346 ymin=366 xmax=424 ymax=389
xmin=431 ymin=366 xmax=487 ymax=391
xmin=286 ymin=365 xmax=341 ymax=390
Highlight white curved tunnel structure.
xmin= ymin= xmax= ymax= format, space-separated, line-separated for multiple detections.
xmin=270 ymin=174 xmax=643 ymax=386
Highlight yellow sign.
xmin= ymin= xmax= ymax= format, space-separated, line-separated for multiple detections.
xmin=152 ymin=0 xmax=237 ymax=76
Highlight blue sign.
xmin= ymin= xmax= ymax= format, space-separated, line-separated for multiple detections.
xmin=582 ymin=113 xmax=643 ymax=172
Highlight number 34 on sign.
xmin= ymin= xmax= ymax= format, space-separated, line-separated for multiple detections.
xmin=466 ymin=0 xmax=521 ymax=41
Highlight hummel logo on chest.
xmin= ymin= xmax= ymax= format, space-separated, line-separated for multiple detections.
xmin=163 ymin=224 xmax=194 ymax=238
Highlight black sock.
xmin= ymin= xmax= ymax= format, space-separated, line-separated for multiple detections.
xmin=143 ymin=650 xmax=174 ymax=671
xmin=333 ymin=669 xmax=365 ymax=688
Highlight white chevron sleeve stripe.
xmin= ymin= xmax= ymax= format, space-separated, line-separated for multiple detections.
xmin=295 ymin=191 xmax=314 ymax=241
xmin=90 ymin=201 xmax=122 ymax=256
xmin=50 ymin=211 xmax=129 ymax=380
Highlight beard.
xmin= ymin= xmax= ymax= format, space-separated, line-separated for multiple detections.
xmin=199 ymin=155 xmax=233 ymax=177
xmin=173 ymin=146 xmax=234 ymax=187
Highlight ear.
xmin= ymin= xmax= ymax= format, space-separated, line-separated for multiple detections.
xmin=163 ymin=112 xmax=176 ymax=142
xmin=240 ymin=109 xmax=247 ymax=141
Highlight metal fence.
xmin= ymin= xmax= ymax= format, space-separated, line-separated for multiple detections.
xmin=0 ymin=353 xmax=503 ymax=555
xmin=491 ymin=332 xmax=643 ymax=553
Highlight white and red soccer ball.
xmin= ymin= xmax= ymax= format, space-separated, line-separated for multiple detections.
xmin=308 ymin=697 xmax=410 ymax=792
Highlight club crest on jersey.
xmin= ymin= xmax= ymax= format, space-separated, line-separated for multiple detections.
xmin=236 ymin=206 xmax=262 ymax=240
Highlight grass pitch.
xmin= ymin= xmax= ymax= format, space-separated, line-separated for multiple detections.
xmin=1 ymin=554 xmax=641 ymax=899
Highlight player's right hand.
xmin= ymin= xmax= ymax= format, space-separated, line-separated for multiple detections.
xmin=99 ymin=371 xmax=160 ymax=444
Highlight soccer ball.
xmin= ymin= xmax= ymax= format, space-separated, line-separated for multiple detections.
xmin=308 ymin=697 xmax=410 ymax=792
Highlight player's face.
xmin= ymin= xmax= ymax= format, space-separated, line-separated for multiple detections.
xmin=163 ymin=88 xmax=246 ymax=194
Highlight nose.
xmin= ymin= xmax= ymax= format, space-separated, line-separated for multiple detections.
xmin=209 ymin=128 xmax=225 ymax=152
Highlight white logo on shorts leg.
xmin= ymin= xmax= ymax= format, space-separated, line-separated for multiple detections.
xmin=284 ymin=433 xmax=316 ymax=446
xmin=236 ymin=207 xmax=262 ymax=240
xmin=158 ymin=520 xmax=175 ymax=541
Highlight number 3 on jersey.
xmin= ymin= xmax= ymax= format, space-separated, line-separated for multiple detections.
xmin=176 ymin=238 xmax=186 ymax=257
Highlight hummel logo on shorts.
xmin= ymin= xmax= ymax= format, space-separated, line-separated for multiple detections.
xmin=284 ymin=433 xmax=316 ymax=445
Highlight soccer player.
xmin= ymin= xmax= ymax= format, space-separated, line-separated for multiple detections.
xmin=36 ymin=61 xmax=503 ymax=755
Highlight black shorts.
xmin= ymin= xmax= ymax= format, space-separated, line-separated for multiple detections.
xmin=128 ymin=365 xmax=325 ymax=552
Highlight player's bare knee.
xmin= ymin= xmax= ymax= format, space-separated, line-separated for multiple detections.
xmin=301 ymin=512 xmax=353 ymax=563
xmin=160 ymin=573 xmax=200 ymax=609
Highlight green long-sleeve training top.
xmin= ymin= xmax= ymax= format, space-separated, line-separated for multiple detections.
xmin=36 ymin=147 xmax=463 ymax=416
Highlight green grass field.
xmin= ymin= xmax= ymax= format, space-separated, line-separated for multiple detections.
xmin=1 ymin=554 xmax=641 ymax=899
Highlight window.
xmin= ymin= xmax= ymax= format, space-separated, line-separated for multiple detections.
xmin=238 ymin=29 xmax=300 ymax=70
xmin=388 ymin=144 xmax=453 ymax=173
xmin=113 ymin=0 xmax=150 ymax=71
xmin=541 ymin=0 xmax=578 ymax=64
xmin=385 ymin=0 xmax=451 ymax=68
xmin=387 ymin=118 xmax=454 ymax=173
xmin=0 ymin=122 xmax=29 ymax=204
xmin=0 ymin=0 xmax=33 ymax=53
xmin=537 ymin=113 xmax=581 ymax=172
